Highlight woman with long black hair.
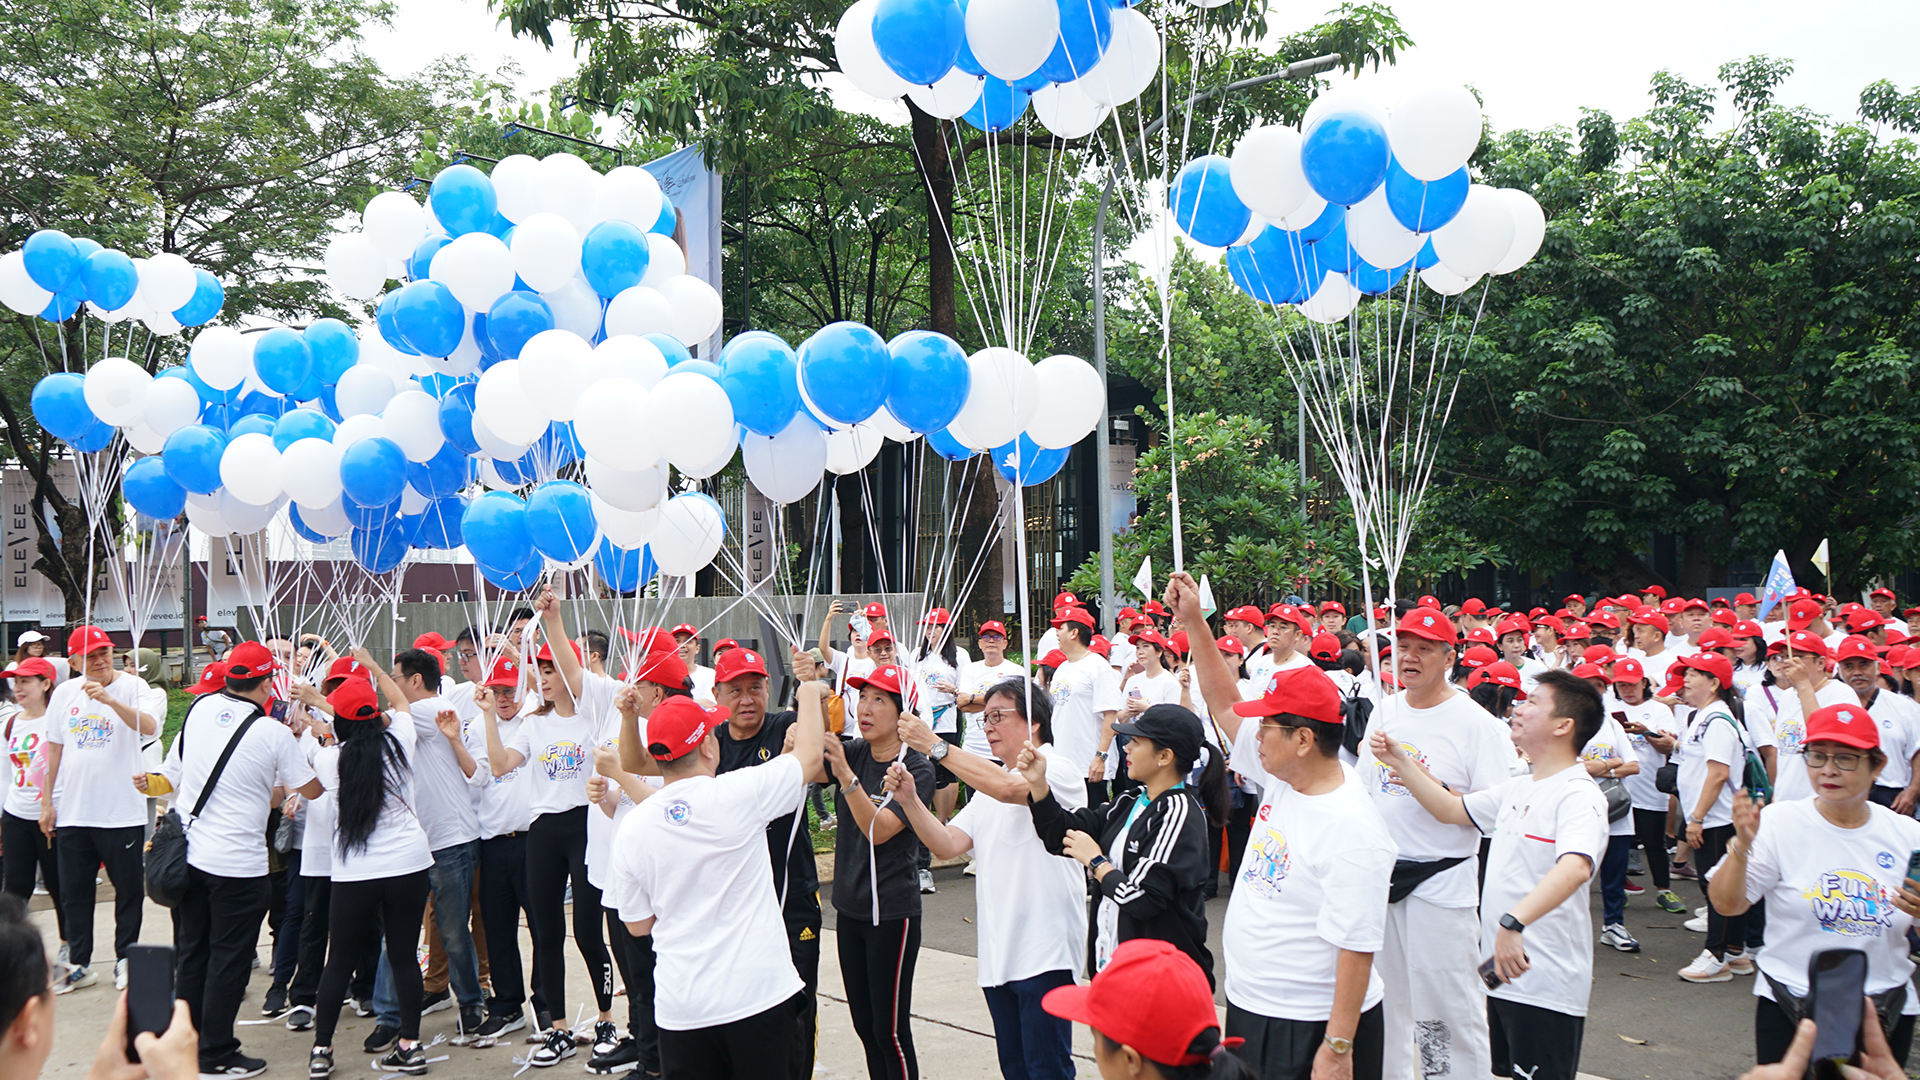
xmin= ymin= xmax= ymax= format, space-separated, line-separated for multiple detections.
xmin=306 ymin=678 xmax=434 ymax=1078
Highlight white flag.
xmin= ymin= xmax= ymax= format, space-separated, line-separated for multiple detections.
xmin=1812 ymin=538 xmax=1831 ymax=580
xmin=1197 ymin=574 xmax=1216 ymax=617
xmin=1131 ymin=555 xmax=1153 ymax=599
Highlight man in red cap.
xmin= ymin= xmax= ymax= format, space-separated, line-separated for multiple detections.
xmin=1221 ymin=606 xmax=1267 ymax=655
xmin=818 ymin=601 xmax=889 ymax=684
xmin=1870 ymin=587 xmax=1898 ymax=618
xmin=38 ymin=624 xmax=160 ymax=996
xmin=1047 ymin=606 xmax=1122 ymax=797
xmin=955 ymin=621 xmax=1026 ymax=762
xmin=1456 ymin=598 xmax=1491 ymax=636
xmin=671 ymin=624 xmax=717 ymax=705
xmin=1765 ymin=633 xmax=1858 ymax=805
xmin=605 ymin=685 xmax=827 ymax=1078
xmin=1563 ymin=593 xmax=1588 ymax=620
xmin=1786 ymin=597 xmax=1840 ymax=647
xmin=1833 ymin=636 xmax=1920 ymax=814
xmin=1251 ymin=604 xmax=1314 ymax=687
xmin=1733 ymin=592 xmax=1760 ymax=621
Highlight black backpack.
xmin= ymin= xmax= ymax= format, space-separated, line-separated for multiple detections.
xmin=1340 ymin=686 xmax=1374 ymax=758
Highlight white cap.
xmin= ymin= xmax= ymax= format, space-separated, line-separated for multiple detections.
xmin=15 ymin=630 xmax=47 ymax=647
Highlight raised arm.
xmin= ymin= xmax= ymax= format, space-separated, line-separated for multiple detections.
xmin=817 ymin=601 xmax=846 ymax=666
xmin=1167 ymin=572 xmax=1245 ymax=742
xmin=614 ymin=686 xmax=660 ymax=777
xmin=790 ymin=680 xmax=829 ymax=783
xmin=354 ymin=647 xmax=408 ymax=713
xmin=535 ymin=586 xmax=585 ymax=706
xmin=477 ymin=688 xmax=525 ymax=777
xmin=894 ymin=711 xmax=1026 ymax=803
xmin=882 ymin=761 xmax=973 ymax=860
xmin=1367 ymin=728 xmax=1472 ymax=827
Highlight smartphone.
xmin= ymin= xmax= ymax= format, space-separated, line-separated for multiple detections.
xmin=1806 ymin=948 xmax=1869 ymax=1079
xmin=1907 ymin=850 xmax=1920 ymax=885
xmin=1477 ymin=957 xmax=1503 ymax=991
xmin=124 ymin=943 xmax=174 ymax=1062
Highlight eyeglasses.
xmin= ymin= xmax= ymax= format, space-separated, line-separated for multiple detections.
xmin=982 ymin=708 xmax=1025 ymax=727
xmin=455 ymin=650 xmax=478 ymax=662
xmin=1805 ymin=750 xmax=1866 ymax=771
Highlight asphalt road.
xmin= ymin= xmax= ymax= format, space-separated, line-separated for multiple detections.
xmin=827 ymin=862 xmax=1760 ymax=1080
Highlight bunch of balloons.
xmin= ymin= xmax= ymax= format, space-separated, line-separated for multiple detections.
xmin=0 ymin=230 xmax=225 ymax=333
xmin=834 ymin=0 xmax=1161 ymax=137
xmin=1163 ymin=85 xmax=1547 ymax=321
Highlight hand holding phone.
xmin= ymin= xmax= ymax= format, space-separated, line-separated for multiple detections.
xmin=1806 ymin=948 xmax=1869 ymax=1079
xmin=124 ymin=943 xmax=174 ymax=1063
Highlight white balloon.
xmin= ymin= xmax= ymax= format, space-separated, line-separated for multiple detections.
xmin=604 ymin=286 xmax=676 ymax=339
xmin=824 ymin=424 xmax=884 ymax=475
xmin=399 ymin=484 xmax=430 ymax=515
xmin=540 ymin=277 xmax=605 ymax=340
xmin=331 ymin=413 xmax=387 ymax=448
xmin=952 ymin=347 xmax=1039 ymax=449
xmin=1431 ymin=184 xmax=1516 ymax=279
xmin=656 ymin=275 xmax=722 ymax=347
xmin=519 ymin=329 xmax=596 ymax=422
xmin=490 ymin=155 xmax=545 ymax=224
xmin=966 ymin=0 xmax=1057 ymax=80
xmin=83 ymin=356 xmax=152 ymax=427
xmin=907 ymin=70 xmax=984 ymax=121
xmin=742 ymin=415 xmax=828 ymax=503
xmin=1229 ymin=126 xmax=1313 ymax=221
xmin=1299 ymin=272 xmax=1361 ymax=323
xmin=280 ymin=437 xmax=345 ymax=508
xmin=89 ymin=299 xmax=132 ymax=324
xmin=294 ymin=497 xmax=352 ymax=538
xmin=1032 ymin=82 xmax=1108 ymax=139
xmin=474 ymin=359 xmax=550 ymax=446
xmin=575 ymin=379 xmax=658 ymax=471
xmin=143 ymin=377 xmax=203 ymax=437
xmin=586 ymin=335 xmax=669 ymax=390
xmin=835 ymin=0 xmax=913 ymax=101
xmin=1234 ymin=213 xmax=1267 ymax=247
xmin=1080 ymin=8 xmax=1159 ymax=108
xmin=124 ymin=424 xmax=168 ymax=454
xmin=1417 ymin=264 xmax=1480 ymax=296
xmin=335 ymin=364 xmax=399 ymax=418
xmin=592 ymin=166 xmax=665 ymax=230
xmin=469 ymin=409 xmax=534 ymax=462
xmin=541 ymin=154 xmax=602 ymax=233
xmin=642 ymin=371 xmax=735 ymax=475
xmin=477 ymin=459 xmax=517 ymax=491
xmin=185 ymin=493 xmax=233 ymax=538
xmin=219 ymin=489 xmax=279 ymax=533
xmin=583 ymin=457 xmax=666 ymax=512
xmin=429 ymin=232 xmax=515 ymax=312
xmin=1027 ymin=355 xmax=1104 ymax=449
xmin=510 ymin=213 xmax=582 ymax=293
xmin=1389 ymin=85 xmax=1484 ymax=182
xmin=1278 ymin=193 xmax=1329 ymax=232
xmin=380 ymin=389 xmax=446 ymax=462
xmin=431 ymin=312 xmax=484 ymax=377
xmin=676 ymin=439 xmax=736 ymax=480
xmin=1344 ymin=185 xmax=1426 ymax=269
xmin=324 ymin=234 xmax=387 ymax=301
xmin=362 ymin=191 xmax=429 ymax=261
xmin=591 ymin=492 xmax=660 ymax=548
xmin=220 ymin=432 xmax=284 ymax=505
xmin=946 ymin=414 xmax=991 ymax=452
xmin=1490 ymin=188 xmax=1547 ymax=275
xmin=144 ymin=310 xmax=183 ymax=337
xmin=1301 ymin=89 xmax=1389 ymax=137
xmin=865 ymin=405 xmax=920 ymax=443
xmin=0 ymin=251 xmax=52 ymax=316
xmin=638 ymin=234 xmax=686 ymax=289
xmin=138 ymin=252 xmax=197 ymax=312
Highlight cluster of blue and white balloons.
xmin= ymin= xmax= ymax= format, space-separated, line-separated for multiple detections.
xmin=1165 ymin=85 xmax=1547 ymax=322
xmin=835 ymin=0 xmax=1160 ymax=137
xmin=0 ymin=229 xmax=225 ymax=333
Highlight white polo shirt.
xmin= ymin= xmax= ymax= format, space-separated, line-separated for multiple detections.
xmin=165 ymin=692 xmax=316 ymax=878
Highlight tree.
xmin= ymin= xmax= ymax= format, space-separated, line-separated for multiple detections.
xmin=0 ymin=0 xmax=462 ymax=619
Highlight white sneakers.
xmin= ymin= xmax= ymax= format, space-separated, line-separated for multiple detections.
xmin=1679 ymin=949 xmax=1732 ymax=983
xmin=1600 ymin=924 xmax=1641 ymax=953
xmin=1683 ymin=915 xmax=1710 ymax=932
xmin=115 ymin=958 xmax=128 ymax=990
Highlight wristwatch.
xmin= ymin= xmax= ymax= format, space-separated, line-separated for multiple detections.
xmin=928 ymin=741 xmax=949 ymax=762
xmin=1499 ymin=913 xmax=1526 ymax=934
xmin=1323 ymin=1035 xmax=1353 ymax=1056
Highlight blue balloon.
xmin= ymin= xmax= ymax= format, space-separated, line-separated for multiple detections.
xmin=408 ymin=441 xmax=472 ymax=498
xmin=252 ymin=327 xmax=312 ymax=394
xmin=1301 ymin=111 xmax=1392 ymax=207
xmin=1385 ymin=159 xmax=1469 ymax=234
xmin=580 ymin=221 xmax=652 ymax=299
xmin=341 ymin=493 xmax=401 ymax=531
xmin=71 ymin=237 xmax=101 ymax=261
xmin=798 ymin=322 xmax=890 ymax=425
xmin=228 ymin=413 xmax=278 ymax=440
xmin=1168 ymin=155 xmax=1251 ymax=248
xmin=340 ymin=436 xmax=408 ymax=507
xmin=885 ymin=330 xmax=970 ymax=433
xmin=21 ymin=230 xmax=80 ymax=292
xmin=1297 ymin=201 xmax=1344 ymax=244
xmin=162 ymin=425 xmax=228 ymax=494
xmin=871 ymin=0 xmax=965 ymax=86
xmin=1349 ymin=258 xmax=1414 ymax=296
xmin=1307 ymin=218 xmax=1360 ymax=275
xmin=428 ymin=165 xmax=498 ymax=238
xmin=717 ymin=331 xmax=801 ymax=437
xmin=646 ymin=333 xmax=692 ymax=367
xmin=375 ymin=292 xmax=424 ymax=356
xmin=203 ymin=404 xmax=237 ymax=431
xmin=236 ymin=390 xmax=292 ymax=419
xmin=289 ymin=368 xmax=323 ymax=405
xmin=172 ymin=270 xmax=224 ymax=327
xmin=40 ymin=285 xmax=83 ymax=323
xmin=30 ymin=373 xmax=94 ymax=440
xmin=593 ymin=537 xmax=655 ymax=594
xmin=350 ymin=518 xmax=414 ymax=575
xmin=438 ymin=383 xmax=480 ymax=455
xmin=391 ymin=279 xmax=465 ymax=358
xmin=526 ymin=480 xmax=597 ymax=563
xmin=67 ymin=416 xmax=114 ymax=453
xmin=991 ymin=433 xmax=1069 ymax=486
xmin=1245 ymin=226 xmax=1323 ymax=305
xmin=272 ymin=408 xmax=337 ymax=452
xmin=1038 ymin=0 xmax=1112 ymax=82
xmin=952 ymin=0 xmax=986 ymax=75
xmin=304 ymin=319 xmax=360 ymax=384
xmin=484 ymin=291 xmax=553 ymax=361
xmin=169 ymin=361 xmax=233 ymax=408
xmin=287 ymin=504 xmax=330 ymax=545
xmin=80 ymin=250 xmax=138 ymax=311
xmin=1415 ymin=237 xmax=1441 ymax=270
xmin=963 ymin=79 xmax=1030 ymax=132
xmin=926 ymin=426 xmax=975 ymax=461
xmin=474 ymin=313 xmax=505 ymax=370
xmin=649 ymin=192 xmax=677 ymax=237
xmin=418 ymin=372 xmax=461 ymax=399
xmin=415 ymin=495 xmax=468 ymax=549
xmin=407 ymin=234 xmax=450 ymax=281
xmin=463 ymin=491 xmax=534 ymax=573
xmin=490 ymin=449 xmax=539 ymax=486
xmin=315 ymin=387 xmax=342 ymax=423
xmin=481 ymin=550 xmax=546 ymax=591
xmin=674 ymin=357 xmax=720 ymax=379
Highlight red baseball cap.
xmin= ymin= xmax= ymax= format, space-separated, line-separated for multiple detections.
xmin=1628 ymin=611 xmax=1670 ymax=635
xmin=1479 ymin=661 xmax=1526 ymax=696
xmin=1319 ymin=600 xmax=1347 ymax=616
xmin=1308 ymin=633 xmax=1341 ymax=662
xmin=1051 ymin=607 xmax=1095 ymax=630
xmin=484 ymin=656 xmax=521 ymax=688
xmin=67 ymin=625 xmax=113 ymax=657
xmin=1561 ymin=621 xmax=1590 ymax=640
xmin=714 ymin=638 xmax=740 ymax=654
xmin=323 ymin=656 xmax=372 ymax=688
xmin=1849 ymin=612 xmax=1890 ymax=633
xmin=1230 ymin=666 xmax=1343 ymax=724
xmin=535 ymin=639 xmax=584 ymax=665
xmin=922 ymin=608 xmax=951 ymax=626
xmin=1642 ymin=585 xmax=1667 ymax=599
xmin=1467 ymin=627 xmax=1497 ymax=645
xmin=1052 ymin=592 xmax=1079 ymax=609
xmin=1611 ymin=657 xmax=1646 ymax=684
xmin=1142 ymin=600 xmax=1168 ymax=617
xmin=1269 ymin=604 xmax=1314 ymax=634
xmin=1529 ymin=606 xmax=1548 ymax=619
xmin=866 ymin=629 xmax=896 ymax=650
xmin=1787 ymin=598 xmax=1825 ymax=631
xmin=1224 ymin=605 xmax=1267 ymax=626
xmin=1783 ymin=630 xmax=1832 ymax=658
xmin=862 ymin=602 xmax=888 ymax=619
xmin=847 ymin=664 xmax=907 ymax=696
xmin=1675 ymin=652 xmax=1734 ymax=690
xmin=1710 ymin=610 xmax=1738 ymax=627
xmin=184 ymin=661 xmax=227 ymax=695
xmin=1735 ymin=592 xmax=1759 ymax=605
xmin=1587 ymin=610 xmax=1621 ymax=630
xmin=1697 ymin=627 xmax=1738 ymax=651
xmin=1396 ymin=607 xmax=1457 ymax=644
xmin=327 ymin=678 xmax=382 ymax=722
xmin=1038 ymin=650 xmax=1068 ymax=670
xmin=619 ymin=626 xmax=676 ymax=653
xmin=1042 ymin=939 xmax=1241 ymax=1067
xmin=1659 ymin=598 xmax=1685 ymax=615
xmin=1805 ymin=702 xmax=1879 ymax=750
xmin=1167 ymin=631 xmax=1189 ymax=656
xmin=413 ymin=632 xmax=452 ymax=654
xmin=0 ymin=656 xmax=57 ymax=683
xmin=632 ymin=649 xmax=690 ymax=689
xmin=1460 ymin=598 xmax=1487 ymax=615
xmin=1089 ymin=635 xmax=1112 ymax=658
xmin=645 ymin=696 xmax=724 ymax=760
xmin=1571 ymin=663 xmax=1605 ymax=680
xmin=1135 ymin=630 xmax=1171 ymax=651
xmin=1493 ymin=615 xmax=1530 ymax=639
xmin=978 ymin=620 xmax=1008 ymax=638
xmin=714 ymin=646 xmax=768 ymax=683
xmin=1116 ymin=607 xmax=1140 ymax=621
xmin=1417 ymin=595 xmax=1442 ymax=609
xmin=1215 ymin=635 xmax=1245 ymax=657
xmin=225 ymin=641 xmax=279 ymax=679
xmin=1710 ymin=596 xmax=1731 ymax=608
xmin=1871 ymin=588 xmax=1897 ymax=601
xmin=1680 ymin=597 xmax=1709 ymax=613
xmin=1834 ymin=636 xmax=1880 ymax=664
xmin=1460 ymin=644 xmax=1498 ymax=670
xmin=1581 ymin=645 xmax=1617 ymax=664
xmin=670 ymin=623 xmax=700 ymax=639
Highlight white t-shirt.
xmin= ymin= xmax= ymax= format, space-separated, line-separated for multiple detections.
xmin=1123 ymin=669 xmax=1182 ymax=709
xmin=1866 ymin=691 xmax=1920 ymax=791
xmin=690 ymin=664 xmax=716 ymax=705
xmin=1677 ymin=704 xmax=1746 ymax=828
xmin=1613 ymin=697 xmax=1678 ymax=812
xmin=1223 ymin=760 xmax=1396 ymax=1020
xmin=45 ymin=672 xmax=155 ymax=829
xmin=507 ymin=674 xmax=620 ymax=819
xmin=1629 ymin=647 xmax=1677 ymax=687
xmin=3 ymin=708 xmax=51 ymax=820
xmin=948 ymin=746 xmax=1087 ymax=987
xmin=1731 ymin=798 xmax=1920 ymax=1012
xmin=1582 ymin=716 xmax=1636 ymax=837
xmin=1731 ymin=663 xmax=1766 ymax=696
xmin=1106 ymin=638 xmax=1137 ymax=677
xmin=909 ymin=650 xmax=963 ymax=734
xmin=608 ymin=755 xmax=807 ymax=1031
xmin=1359 ymin=688 xmax=1516 ymax=907
xmin=1244 ymin=646 xmax=1278 ymax=687
xmin=958 ymin=659 xmax=1028 ymax=759
xmin=470 ymin=713 xmax=533 ymax=838
xmin=1743 ymin=681 xmax=1784 ymax=752
xmin=404 ymin=695 xmax=486 ymax=851
xmin=1035 ymin=628 xmax=1061 ymax=658
xmin=1768 ymin=680 xmax=1861 ymax=802
xmin=1465 ymin=764 xmax=1609 ymax=1017
xmin=586 ymin=708 xmax=661 ymax=892
xmin=1049 ymin=654 xmax=1122 ymax=777
xmin=165 ymin=693 xmax=315 ymax=878
xmin=300 ymin=737 xmax=336 ymax=877
xmin=316 ymin=715 xmax=434 ymax=883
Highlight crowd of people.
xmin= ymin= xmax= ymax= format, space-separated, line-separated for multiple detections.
xmin=2 ymin=575 xmax=1919 ymax=1080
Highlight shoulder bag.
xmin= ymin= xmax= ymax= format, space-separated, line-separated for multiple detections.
xmin=146 ymin=701 xmax=265 ymax=907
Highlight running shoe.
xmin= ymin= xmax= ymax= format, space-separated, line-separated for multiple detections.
xmin=373 ymin=1044 xmax=429 ymax=1076
xmin=1655 ymin=890 xmax=1688 ymax=914
xmin=307 ymin=1048 xmax=333 ymax=1079
xmin=285 ymin=1005 xmax=316 ymax=1032
xmin=1600 ymin=924 xmax=1641 ymax=953
xmin=528 ymin=1028 xmax=577 ymax=1068
xmin=1678 ymin=950 xmax=1731 ymax=983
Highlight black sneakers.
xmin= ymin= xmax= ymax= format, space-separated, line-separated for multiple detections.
xmin=528 ymin=1027 xmax=577 ymax=1068
xmin=199 ymin=1052 xmax=268 ymax=1079
xmin=449 ymin=1003 xmax=486 ymax=1047
xmin=587 ymin=1035 xmax=641 ymax=1074
xmin=284 ymin=1004 xmax=315 ymax=1031
xmin=362 ymin=1024 xmax=400 ymax=1055
xmin=261 ymin=983 xmax=288 ymax=1017
xmin=373 ymin=1044 xmax=429 ymax=1076
xmin=306 ymin=1047 xmax=333 ymax=1079
xmin=590 ymin=1021 xmax=619 ymax=1057
xmin=472 ymin=1008 xmax=526 ymax=1044
xmin=419 ymin=989 xmax=453 ymax=1015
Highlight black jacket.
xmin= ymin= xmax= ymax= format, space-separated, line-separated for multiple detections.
xmin=1028 ymin=785 xmax=1215 ymax=988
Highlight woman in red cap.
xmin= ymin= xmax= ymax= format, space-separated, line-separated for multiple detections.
xmin=0 ymin=658 xmax=64 ymax=955
xmin=1710 ymin=703 xmax=1920 ymax=1068
xmin=1672 ymin=653 xmax=1759 ymax=984
xmin=1041 ymin=938 xmax=1253 ymax=1080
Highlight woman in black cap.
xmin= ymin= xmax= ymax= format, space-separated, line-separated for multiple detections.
xmin=1017 ymin=702 xmax=1223 ymax=987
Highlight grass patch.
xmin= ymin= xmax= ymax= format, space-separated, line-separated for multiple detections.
xmin=161 ymin=689 xmax=192 ymax=752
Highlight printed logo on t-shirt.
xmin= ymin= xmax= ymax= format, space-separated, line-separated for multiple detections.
xmin=213 ymin=706 xmax=240 ymax=727
xmin=664 ymin=799 xmax=692 ymax=826
xmin=1802 ymin=869 xmax=1896 ymax=937
xmin=1877 ymin=851 xmax=1898 ymax=870
xmin=1775 ymin=718 xmax=1805 ymax=755
xmin=1373 ymin=743 xmax=1427 ymax=797
xmin=537 ymin=741 xmax=588 ymax=781
xmin=1582 ymin=741 xmax=1618 ymax=762
xmin=1240 ymin=818 xmax=1292 ymax=899
xmin=68 ymin=708 xmax=115 ymax=750
xmin=7 ymin=734 xmax=43 ymax=790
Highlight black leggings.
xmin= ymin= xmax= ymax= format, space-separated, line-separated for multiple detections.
xmin=314 ymin=872 xmax=430 ymax=1048
xmin=1 ymin=810 xmax=65 ymax=940
xmin=526 ymin=806 xmax=612 ymax=1024
xmin=606 ymin=910 xmax=658 ymax=1071
xmin=837 ymin=915 xmax=920 ymax=1080
xmin=290 ymin=876 xmax=378 ymax=1009
xmin=1630 ymin=806 xmax=1672 ymax=891
xmin=1695 ymin=824 xmax=1747 ymax=959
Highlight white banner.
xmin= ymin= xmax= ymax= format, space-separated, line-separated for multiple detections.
xmin=742 ymin=484 xmax=775 ymax=589
xmin=642 ymin=145 xmax=724 ymax=359
xmin=204 ymin=533 xmax=268 ymax=629
xmin=1 ymin=468 xmax=45 ymax=622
